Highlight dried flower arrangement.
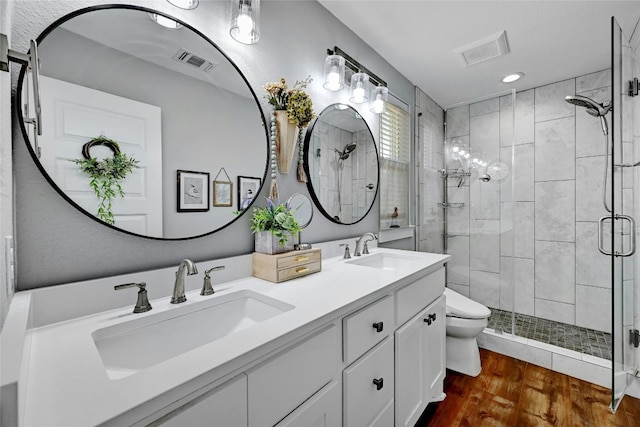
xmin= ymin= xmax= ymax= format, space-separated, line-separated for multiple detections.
xmin=263 ymin=76 xmax=315 ymax=187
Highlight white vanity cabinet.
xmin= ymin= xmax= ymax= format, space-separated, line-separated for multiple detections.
xmin=394 ymin=269 xmax=446 ymax=427
xmin=275 ymin=380 xmax=341 ymax=427
xmin=151 ymin=374 xmax=248 ymax=427
xmin=248 ymin=324 xmax=340 ymax=427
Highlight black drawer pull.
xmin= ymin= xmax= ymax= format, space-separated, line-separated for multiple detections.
xmin=372 ymin=321 xmax=384 ymax=333
xmin=372 ymin=378 xmax=384 ymax=391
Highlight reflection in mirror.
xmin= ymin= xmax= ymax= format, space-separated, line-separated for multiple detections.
xmin=19 ymin=5 xmax=267 ymax=239
xmin=304 ymin=104 xmax=378 ymax=224
xmin=286 ymin=193 xmax=313 ymax=250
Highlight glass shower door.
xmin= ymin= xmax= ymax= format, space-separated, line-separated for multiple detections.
xmin=610 ymin=16 xmax=637 ymax=412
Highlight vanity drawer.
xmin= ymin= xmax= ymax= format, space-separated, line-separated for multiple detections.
xmin=343 ymin=295 xmax=393 ymax=364
xmin=277 ymin=249 xmax=322 ymax=269
xmin=343 ymin=337 xmax=394 ymax=427
xmin=396 ymin=267 xmax=445 ymax=327
xmin=278 ymin=261 xmax=321 ymax=282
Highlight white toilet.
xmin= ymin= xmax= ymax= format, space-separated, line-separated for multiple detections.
xmin=444 ymin=287 xmax=491 ymax=377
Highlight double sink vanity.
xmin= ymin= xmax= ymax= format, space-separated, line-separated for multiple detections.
xmin=1 ymin=245 xmax=449 ymax=427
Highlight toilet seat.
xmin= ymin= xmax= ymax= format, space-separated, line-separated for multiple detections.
xmin=444 ymin=288 xmax=491 ymax=319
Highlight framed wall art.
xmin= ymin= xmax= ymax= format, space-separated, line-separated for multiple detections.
xmin=237 ymin=176 xmax=261 ymax=211
xmin=213 ymin=167 xmax=233 ymax=207
xmin=177 ymin=170 xmax=210 ymax=212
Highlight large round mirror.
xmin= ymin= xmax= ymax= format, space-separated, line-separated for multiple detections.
xmin=304 ymin=104 xmax=379 ymax=224
xmin=18 ymin=5 xmax=268 ymax=240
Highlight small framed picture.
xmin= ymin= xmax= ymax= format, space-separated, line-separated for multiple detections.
xmin=237 ymin=176 xmax=261 ymax=211
xmin=177 ymin=170 xmax=210 ymax=212
xmin=213 ymin=180 xmax=233 ymax=207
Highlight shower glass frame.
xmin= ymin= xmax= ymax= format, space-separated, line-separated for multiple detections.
xmin=610 ymin=15 xmax=637 ymax=412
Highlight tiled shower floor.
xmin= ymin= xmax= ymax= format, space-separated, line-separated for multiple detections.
xmin=487 ymin=308 xmax=613 ymax=360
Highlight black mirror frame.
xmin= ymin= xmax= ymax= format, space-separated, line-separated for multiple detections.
xmin=15 ymin=4 xmax=269 ymax=241
xmin=303 ymin=104 xmax=379 ymax=225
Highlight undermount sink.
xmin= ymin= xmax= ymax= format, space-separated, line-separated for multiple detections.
xmin=346 ymin=252 xmax=423 ymax=271
xmin=92 ymin=290 xmax=294 ymax=379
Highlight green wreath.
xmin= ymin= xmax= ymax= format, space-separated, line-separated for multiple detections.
xmin=72 ymin=136 xmax=139 ymax=225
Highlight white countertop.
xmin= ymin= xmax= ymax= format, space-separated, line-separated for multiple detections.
xmin=4 ymin=247 xmax=449 ymax=427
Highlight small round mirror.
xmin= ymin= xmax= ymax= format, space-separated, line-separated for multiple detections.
xmin=286 ymin=193 xmax=313 ymax=229
xmin=286 ymin=193 xmax=313 ymax=250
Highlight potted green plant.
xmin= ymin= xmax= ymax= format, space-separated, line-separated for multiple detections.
xmin=72 ymin=136 xmax=139 ymax=225
xmin=251 ymin=197 xmax=301 ymax=254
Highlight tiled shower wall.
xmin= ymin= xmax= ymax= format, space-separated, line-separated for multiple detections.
xmin=443 ymin=70 xmax=613 ymax=333
xmin=416 ymin=88 xmax=445 ymax=254
xmin=309 ymin=122 xmax=377 ymax=223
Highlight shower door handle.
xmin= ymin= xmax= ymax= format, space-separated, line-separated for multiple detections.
xmin=598 ymin=215 xmax=636 ymax=257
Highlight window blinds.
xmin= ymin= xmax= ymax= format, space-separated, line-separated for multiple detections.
xmin=379 ymin=100 xmax=410 ymax=228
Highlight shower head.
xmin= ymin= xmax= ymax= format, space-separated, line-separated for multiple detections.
xmin=343 ymin=142 xmax=357 ymax=155
xmin=565 ymin=95 xmax=611 ymax=136
xmin=564 ymin=95 xmax=611 ymax=116
xmin=335 ymin=142 xmax=357 ymax=160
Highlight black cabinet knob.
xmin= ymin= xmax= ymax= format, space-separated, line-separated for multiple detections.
xmin=430 ymin=313 xmax=437 ymax=321
xmin=372 ymin=322 xmax=384 ymax=333
xmin=424 ymin=318 xmax=432 ymax=325
xmin=372 ymin=378 xmax=384 ymax=390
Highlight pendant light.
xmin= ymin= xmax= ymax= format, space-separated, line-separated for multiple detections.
xmin=349 ymin=72 xmax=369 ymax=104
xmin=323 ymin=54 xmax=345 ymax=91
xmin=230 ymin=0 xmax=260 ymax=45
xmin=370 ymin=86 xmax=388 ymax=114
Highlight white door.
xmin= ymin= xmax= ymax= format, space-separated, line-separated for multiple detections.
xmin=38 ymin=75 xmax=163 ymax=237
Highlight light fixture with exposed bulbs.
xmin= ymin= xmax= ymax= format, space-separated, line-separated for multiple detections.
xmin=230 ymin=0 xmax=260 ymax=44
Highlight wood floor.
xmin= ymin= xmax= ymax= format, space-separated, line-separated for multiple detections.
xmin=416 ymin=349 xmax=640 ymax=427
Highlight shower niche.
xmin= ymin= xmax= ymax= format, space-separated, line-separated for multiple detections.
xmin=304 ymin=104 xmax=379 ymax=225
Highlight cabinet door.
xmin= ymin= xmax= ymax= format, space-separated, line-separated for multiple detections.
xmin=153 ymin=374 xmax=247 ymax=427
xmin=276 ymin=380 xmax=341 ymax=427
xmin=394 ymin=295 xmax=445 ymax=427
xmin=343 ymin=337 xmax=394 ymax=427
xmin=425 ymin=296 xmax=446 ymax=401
xmin=248 ymin=324 xmax=339 ymax=427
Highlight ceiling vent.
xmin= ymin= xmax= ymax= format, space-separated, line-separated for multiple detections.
xmin=454 ymin=31 xmax=510 ymax=67
xmin=172 ymin=48 xmax=217 ymax=73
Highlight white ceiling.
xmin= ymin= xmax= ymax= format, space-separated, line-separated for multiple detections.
xmin=318 ymin=0 xmax=640 ymax=109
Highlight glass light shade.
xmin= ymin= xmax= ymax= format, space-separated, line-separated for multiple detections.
xmin=323 ymin=55 xmax=345 ymax=91
xmin=167 ymin=0 xmax=199 ymax=9
xmin=149 ymin=13 xmax=182 ymax=29
xmin=369 ymin=86 xmax=388 ymax=113
xmin=349 ymin=72 xmax=369 ymax=103
xmin=230 ymin=0 xmax=260 ymax=44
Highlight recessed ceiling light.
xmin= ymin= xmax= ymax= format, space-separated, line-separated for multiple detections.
xmin=502 ymin=72 xmax=524 ymax=83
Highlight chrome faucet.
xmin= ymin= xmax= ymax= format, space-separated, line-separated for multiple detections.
xmin=171 ymin=259 xmax=198 ymax=304
xmin=354 ymin=233 xmax=377 ymax=256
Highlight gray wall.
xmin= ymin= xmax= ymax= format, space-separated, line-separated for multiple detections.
xmin=8 ymin=0 xmax=415 ymax=290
